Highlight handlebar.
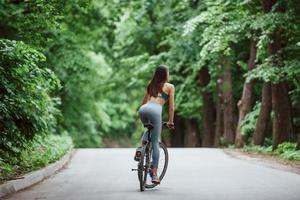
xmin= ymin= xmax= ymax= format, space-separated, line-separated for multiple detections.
xmin=162 ymin=121 xmax=175 ymax=129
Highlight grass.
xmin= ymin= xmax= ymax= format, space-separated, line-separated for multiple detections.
xmin=241 ymin=142 xmax=300 ymax=162
xmin=0 ymin=133 xmax=73 ymax=184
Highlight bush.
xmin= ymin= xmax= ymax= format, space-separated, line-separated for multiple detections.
xmin=275 ymin=142 xmax=297 ymax=154
xmin=240 ymin=102 xmax=261 ymax=137
xmin=275 ymin=142 xmax=300 ymax=161
xmin=0 ymin=39 xmax=61 ymax=154
xmin=242 ymin=142 xmax=300 ymax=161
xmin=0 ymin=133 xmax=73 ymax=183
xmin=243 ymin=144 xmax=273 ymax=154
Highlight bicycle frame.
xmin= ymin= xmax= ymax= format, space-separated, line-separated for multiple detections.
xmin=133 ymin=122 xmax=170 ymax=191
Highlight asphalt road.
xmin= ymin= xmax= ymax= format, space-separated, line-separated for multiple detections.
xmin=4 ymin=148 xmax=300 ymax=200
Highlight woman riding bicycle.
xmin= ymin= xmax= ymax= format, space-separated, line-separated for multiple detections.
xmin=134 ymin=65 xmax=175 ymax=184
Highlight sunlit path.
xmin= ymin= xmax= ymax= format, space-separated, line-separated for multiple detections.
xmin=4 ymin=149 xmax=300 ymax=200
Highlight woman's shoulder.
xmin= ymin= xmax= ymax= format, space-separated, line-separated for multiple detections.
xmin=163 ymin=82 xmax=174 ymax=93
xmin=164 ymin=82 xmax=174 ymax=89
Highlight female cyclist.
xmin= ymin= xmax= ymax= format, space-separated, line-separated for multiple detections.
xmin=134 ymin=65 xmax=175 ymax=184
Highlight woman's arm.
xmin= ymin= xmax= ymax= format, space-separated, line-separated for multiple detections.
xmin=168 ymin=84 xmax=175 ymax=125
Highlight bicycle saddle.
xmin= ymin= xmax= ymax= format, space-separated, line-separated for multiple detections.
xmin=144 ymin=123 xmax=154 ymax=130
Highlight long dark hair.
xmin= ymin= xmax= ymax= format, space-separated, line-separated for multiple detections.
xmin=147 ymin=65 xmax=168 ymax=97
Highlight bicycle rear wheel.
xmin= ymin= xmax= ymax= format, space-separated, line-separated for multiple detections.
xmin=138 ymin=148 xmax=145 ymax=191
xmin=145 ymin=142 xmax=169 ymax=188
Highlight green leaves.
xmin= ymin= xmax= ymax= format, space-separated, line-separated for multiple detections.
xmin=183 ymin=12 xmax=210 ymax=36
xmin=0 ymin=0 xmax=65 ymax=47
xmin=0 ymin=133 xmax=73 ymax=183
xmin=1 ymin=0 xmax=300 ymax=150
xmin=275 ymin=142 xmax=300 ymax=161
xmin=243 ymin=142 xmax=300 ymax=161
xmin=246 ymin=58 xmax=300 ymax=84
xmin=240 ymin=102 xmax=261 ymax=137
xmin=0 ymin=39 xmax=61 ymax=153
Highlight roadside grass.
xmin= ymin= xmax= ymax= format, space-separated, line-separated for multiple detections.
xmin=0 ymin=133 xmax=73 ymax=184
xmin=234 ymin=142 xmax=300 ymax=162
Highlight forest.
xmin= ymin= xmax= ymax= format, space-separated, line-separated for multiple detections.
xmin=1 ymin=0 xmax=300 ymax=166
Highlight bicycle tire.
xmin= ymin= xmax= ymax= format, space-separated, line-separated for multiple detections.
xmin=138 ymin=148 xmax=145 ymax=191
xmin=143 ymin=146 xmax=150 ymax=190
xmin=145 ymin=142 xmax=169 ymax=188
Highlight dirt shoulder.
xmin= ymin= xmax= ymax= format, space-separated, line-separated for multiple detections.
xmin=223 ymin=148 xmax=300 ymax=175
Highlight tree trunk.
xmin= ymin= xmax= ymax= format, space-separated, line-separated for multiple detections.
xmin=193 ymin=119 xmax=202 ymax=147
xmin=235 ymin=41 xmax=257 ymax=147
xmin=184 ymin=119 xmax=199 ymax=147
xmin=262 ymin=0 xmax=293 ymax=149
xmin=270 ymin=30 xmax=293 ymax=149
xmin=198 ymin=66 xmax=215 ymax=147
xmin=272 ymin=82 xmax=293 ymax=149
xmin=170 ymin=114 xmax=185 ymax=147
xmin=214 ymin=76 xmax=224 ymax=147
xmin=222 ymin=57 xmax=235 ymax=144
xmin=252 ymin=0 xmax=275 ymax=146
xmin=253 ymin=83 xmax=272 ymax=145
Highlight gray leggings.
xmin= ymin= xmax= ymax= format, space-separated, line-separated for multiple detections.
xmin=138 ymin=101 xmax=162 ymax=168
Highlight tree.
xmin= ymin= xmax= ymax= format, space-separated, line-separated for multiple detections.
xmin=2 ymin=0 xmax=300 ymax=150
xmin=199 ymin=66 xmax=215 ymax=147
xmin=214 ymin=73 xmax=224 ymax=147
xmin=235 ymin=40 xmax=257 ymax=147
xmin=253 ymin=83 xmax=272 ymax=145
xmin=261 ymin=0 xmax=293 ymax=149
xmin=0 ymin=39 xmax=60 ymax=153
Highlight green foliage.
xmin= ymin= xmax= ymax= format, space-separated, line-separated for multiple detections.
xmin=49 ymin=45 xmax=107 ymax=147
xmin=275 ymin=142 xmax=297 ymax=153
xmin=0 ymin=39 xmax=61 ymax=154
xmin=0 ymin=0 xmax=65 ymax=47
xmin=278 ymin=151 xmax=300 ymax=161
xmin=264 ymin=137 xmax=273 ymax=147
xmin=43 ymin=1 xmax=123 ymax=147
xmin=274 ymin=142 xmax=300 ymax=160
xmin=0 ymin=0 xmax=300 ymax=151
xmin=19 ymin=133 xmax=73 ymax=170
xmin=243 ymin=144 xmax=273 ymax=154
xmin=243 ymin=142 xmax=300 ymax=161
xmin=240 ymin=102 xmax=261 ymax=136
xmin=0 ymin=133 xmax=73 ymax=183
xmin=246 ymin=59 xmax=300 ymax=84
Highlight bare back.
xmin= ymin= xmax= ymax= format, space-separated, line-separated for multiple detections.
xmin=148 ymin=83 xmax=170 ymax=105
xmin=141 ymin=82 xmax=175 ymax=126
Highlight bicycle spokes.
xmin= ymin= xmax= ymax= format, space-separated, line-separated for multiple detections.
xmin=134 ymin=142 xmax=168 ymax=191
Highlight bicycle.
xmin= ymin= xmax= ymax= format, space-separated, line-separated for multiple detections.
xmin=132 ymin=121 xmax=172 ymax=191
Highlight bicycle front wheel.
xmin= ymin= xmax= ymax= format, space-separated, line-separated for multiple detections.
xmin=145 ymin=142 xmax=169 ymax=188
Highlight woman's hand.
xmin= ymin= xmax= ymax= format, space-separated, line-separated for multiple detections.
xmin=167 ymin=121 xmax=174 ymax=129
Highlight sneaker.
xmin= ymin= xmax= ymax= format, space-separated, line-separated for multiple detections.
xmin=151 ymin=175 xmax=160 ymax=184
xmin=134 ymin=147 xmax=142 ymax=162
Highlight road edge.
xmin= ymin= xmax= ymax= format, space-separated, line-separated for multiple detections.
xmin=223 ymin=148 xmax=300 ymax=175
xmin=0 ymin=149 xmax=75 ymax=199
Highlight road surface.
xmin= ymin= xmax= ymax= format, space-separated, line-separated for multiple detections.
xmin=4 ymin=148 xmax=300 ymax=200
